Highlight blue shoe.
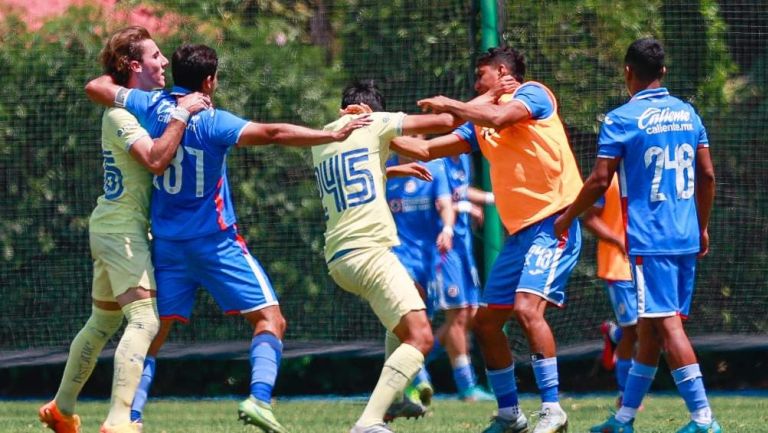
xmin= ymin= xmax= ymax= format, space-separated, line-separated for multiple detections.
xmin=589 ymin=415 xmax=634 ymax=433
xmin=676 ymin=419 xmax=722 ymax=433
xmin=459 ymin=385 xmax=495 ymax=402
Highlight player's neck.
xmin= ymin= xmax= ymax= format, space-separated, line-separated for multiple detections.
xmin=628 ymin=80 xmax=663 ymax=96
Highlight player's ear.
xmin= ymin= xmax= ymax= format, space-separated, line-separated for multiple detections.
xmin=129 ymin=59 xmax=142 ymax=74
xmin=497 ymin=64 xmax=509 ymax=78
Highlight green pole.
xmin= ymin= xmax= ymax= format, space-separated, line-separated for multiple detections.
xmin=479 ymin=0 xmax=503 ymax=279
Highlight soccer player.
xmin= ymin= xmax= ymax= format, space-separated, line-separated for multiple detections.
xmin=392 ymin=46 xmax=584 ymax=433
xmin=581 ymin=175 xmax=638 ymax=407
xmin=384 ymin=153 xmax=454 ymax=418
xmin=38 ymin=27 xmax=211 ymax=433
xmin=312 ymin=79 xmax=460 ymax=433
xmin=84 ymin=43 xmax=370 ymax=433
xmin=553 ymin=38 xmax=719 ymax=433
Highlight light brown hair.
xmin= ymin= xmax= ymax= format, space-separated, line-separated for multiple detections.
xmin=99 ymin=26 xmax=152 ymax=86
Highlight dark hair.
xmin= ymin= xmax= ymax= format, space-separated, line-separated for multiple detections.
xmin=624 ymin=38 xmax=665 ymax=82
xmin=100 ymin=26 xmax=152 ymax=86
xmin=476 ymin=47 xmax=526 ymax=82
xmin=171 ymin=44 xmax=218 ymax=91
xmin=341 ymin=80 xmax=385 ymax=111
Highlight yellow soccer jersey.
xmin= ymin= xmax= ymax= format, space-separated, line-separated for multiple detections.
xmin=312 ymin=111 xmax=406 ymax=262
xmin=89 ymin=108 xmax=153 ymax=234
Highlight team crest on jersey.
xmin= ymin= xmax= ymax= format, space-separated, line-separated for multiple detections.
xmin=447 ymin=285 xmax=459 ymax=298
xmin=116 ymin=128 xmax=125 ymax=137
xmin=404 ymin=180 xmax=417 ymax=193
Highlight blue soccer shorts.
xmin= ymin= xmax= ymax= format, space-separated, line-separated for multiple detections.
xmin=432 ymin=249 xmax=480 ymax=311
xmin=631 ymin=254 xmax=697 ymax=319
xmin=392 ymin=245 xmax=433 ymax=293
xmin=605 ymin=279 xmax=638 ymax=326
xmin=152 ymin=226 xmax=279 ymax=322
xmin=481 ymin=214 xmax=582 ymax=308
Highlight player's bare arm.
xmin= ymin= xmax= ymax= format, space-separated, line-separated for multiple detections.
xmin=237 ymin=115 xmax=372 ymax=147
xmin=401 ymin=112 xmax=459 ymax=136
xmin=417 ymin=95 xmax=530 ymax=130
xmin=581 ymin=207 xmax=626 ymax=254
xmin=129 ymin=92 xmax=212 ymax=175
xmin=385 ymin=162 xmax=433 ymax=181
xmin=554 ymin=156 xmax=620 ymax=238
xmin=466 ymin=186 xmax=494 ymax=206
xmin=390 ymin=133 xmax=470 ymax=162
xmin=436 ymin=195 xmax=455 ymax=254
xmin=695 ymin=147 xmax=716 ymax=257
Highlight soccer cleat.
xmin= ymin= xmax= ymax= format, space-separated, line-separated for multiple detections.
xmin=405 ymin=381 xmax=434 ymax=407
xmin=459 ymin=385 xmax=496 ymax=402
xmin=237 ymin=396 xmax=288 ymax=433
xmin=480 ymin=415 xmax=529 ymax=433
xmin=600 ymin=321 xmax=619 ymax=370
xmin=531 ymin=407 xmax=568 ymax=433
xmin=676 ymin=419 xmax=722 ymax=433
xmin=383 ymin=397 xmax=427 ymax=422
xmin=99 ymin=421 xmax=143 ymax=433
xmin=589 ymin=415 xmax=634 ymax=433
xmin=38 ymin=401 xmax=82 ymax=433
xmin=350 ymin=423 xmax=395 ymax=433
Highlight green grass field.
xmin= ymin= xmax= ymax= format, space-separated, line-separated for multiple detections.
xmin=2 ymin=395 xmax=765 ymax=433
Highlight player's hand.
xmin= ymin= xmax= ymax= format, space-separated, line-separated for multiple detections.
xmin=339 ymin=103 xmax=373 ymax=116
xmin=176 ymin=92 xmax=212 ymax=114
xmin=394 ymin=162 xmax=432 ymax=181
xmin=417 ymin=96 xmax=454 ymax=114
xmin=698 ymin=229 xmax=710 ymax=258
xmin=470 ymin=204 xmax=484 ymax=227
xmin=491 ymin=75 xmax=519 ymax=98
xmin=436 ymin=231 xmax=453 ymax=254
xmin=332 ymin=115 xmax=372 ymax=141
xmin=553 ymin=213 xmax=571 ymax=239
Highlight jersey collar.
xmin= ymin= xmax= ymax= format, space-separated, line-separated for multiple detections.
xmin=630 ymin=87 xmax=669 ymax=102
xmin=169 ymin=85 xmax=193 ymax=96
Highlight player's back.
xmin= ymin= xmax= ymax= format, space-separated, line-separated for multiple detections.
xmin=89 ymin=107 xmax=153 ymax=235
xmin=312 ymin=112 xmax=405 ymax=262
xmin=603 ymin=88 xmax=708 ymax=255
xmin=124 ymin=88 xmax=249 ymax=240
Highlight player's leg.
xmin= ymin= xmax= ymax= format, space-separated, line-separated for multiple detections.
xmin=661 ymin=255 xmax=719 ymax=433
xmin=129 ymin=236 xmax=195 ymax=426
xmin=473 ymin=235 xmax=527 ymax=433
xmin=607 ymin=279 xmax=639 ymax=407
xmin=329 ymin=248 xmax=431 ymax=433
xmin=514 ymin=215 xmax=581 ymax=433
xmin=40 ymin=233 xmax=128 ymax=433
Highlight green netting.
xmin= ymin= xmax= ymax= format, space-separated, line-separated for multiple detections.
xmin=0 ymin=1 xmax=766 ymax=356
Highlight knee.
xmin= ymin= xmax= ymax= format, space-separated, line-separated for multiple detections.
xmin=472 ymin=313 xmax=498 ymax=339
xmin=125 ymin=301 xmax=160 ymax=339
xmin=512 ymin=305 xmax=541 ymax=330
xmin=411 ymin=326 xmax=434 ymax=355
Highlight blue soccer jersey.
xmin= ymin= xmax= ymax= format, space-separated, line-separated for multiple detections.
xmin=442 ymin=154 xmax=473 ymax=256
xmin=123 ymin=86 xmax=249 ymax=240
xmin=598 ymin=87 xmax=709 ymax=255
xmin=387 ymin=158 xmax=451 ymax=285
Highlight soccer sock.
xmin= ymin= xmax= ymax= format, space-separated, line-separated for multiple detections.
xmin=105 ymin=298 xmax=159 ymax=426
xmin=130 ymin=355 xmax=156 ymax=422
xmin=55 ymin=306 xmax=123 ymax=415
xmin=357 ymin=343 xmax=424 ymax=427
xmin=615 ymin=358 xmax=633 ymax=394
xmin=487 ymin=364 xmax=521 ymax=420
xmin=412 ymin=366 xmax=432 ymax=388
xmin=532 ymin=357 xmax=560 ymax=405
xmin=615 ymin=362 xmax=657 ymax=423
xmin=425 ymin=338 xmax=444 ymax=364
xmin=451 ymin=354 xmax=476 ymax=394
xmin=671 ymin=364 xmax=712 ymax=425
xmin=249 ymin=333 xmax=283 ymax=404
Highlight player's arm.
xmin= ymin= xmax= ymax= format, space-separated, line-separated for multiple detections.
xmin=401 ymin=113 xmax=460 ymax=136
xmin=385 ymin=162 xmax=433 ymax=181
xmin=695 ymin=147 xmax=715 ymax=257
xmin=554 ymin=156 xmax=620 ymax=238
xmin=466 ymin=186 xmax=495 ymax=206
xmin=85 ymin=74 xmax=121 ymax=107
xmin=436 ymin=195 xmax=455 ymax=254
xmin=127 ymin=93 xmax=211 ymax=175
xmin=237 ymin=116 xmax=372 ymax=147
xmin=417 ymin=95 xmax=530 ymax=130
xmin=581 ymin=207 xmax=626 ymax=254
xmin=391 ymin=133 xmax=470 ymax=162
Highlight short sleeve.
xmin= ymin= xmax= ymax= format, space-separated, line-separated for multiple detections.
xmin=597 ymin=113 xmax=628 ymax=159
xmin=206 ymin=109 xmax=249 ymax=149
xmin=594 ymin=195 xmax=606 ymax=209
xmin=376 ymin=112 xmax=407 ymax=143
xmin=105 ymin=109 xmax=149 ymax=151
xmin=452 ymin=122 xmax=479 ymax=152
xmin=513 ymin=84 xmax=554 ymax=119
xmin=694 ymin=112 xmax=709 ymax=148
xmin=124 ymin=89 xmax=157 ymax=126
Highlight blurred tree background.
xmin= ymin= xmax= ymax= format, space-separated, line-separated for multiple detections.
xmin=0 ymin=0 xmax=765 ymax=358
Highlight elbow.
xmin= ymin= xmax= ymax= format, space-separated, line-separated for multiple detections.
xmin=84 ymin=82 xmax=98 ymax=103
xmin=148 ymin=165 xmax=165 ymax=176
